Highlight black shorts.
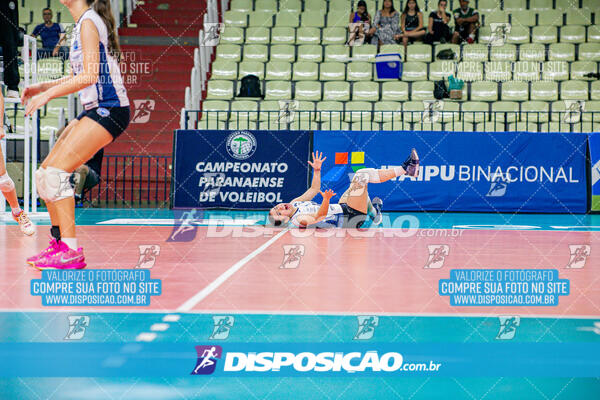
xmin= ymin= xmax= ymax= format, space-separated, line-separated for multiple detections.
xmin=340 ymin=203 xmax=368 ymax=229
xmin=83 ymin=167 xmax=100 ymax=190
xmin=77 ymin=106 xmax=130 ymax=140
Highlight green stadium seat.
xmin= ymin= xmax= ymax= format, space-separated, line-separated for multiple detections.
xmin=293 ymin=61 xmax=319 ymax=80
xmin=491 ymin=101 xmax=519 ymax=122
xmin=382 ymin=121 xmax=415 ymax=131
xmin=549 ymin=43 xmax=575 ymax=61
xmin=560 ymin=25 xmax=586 ymax=43
xmin=540 ymin=121 xmax=571 ymax=132
xmin=206 ymin=80 xmax=234 ymax=99
xmin=297 ymin=44 xmax=323 ymax=62
xmin=462 ymin=102 xmax=490 ymax=123
xmin=550 ymin=100 xmax=568 ymax=121
xmin=255 ymin=0 xmax=278 ymax=12
xmin=407 ymin=44 xmax=432 ymax=62
xmin=269 ymin=44 xmax=295 ymax=62
xmin=374 ymin=102 xmax=402 ymax=122
xmin=508 ymin=122 xmax=539 ymax=132
xmin=304 ymin=0 xmax=327 ymax=12
xmin=471 ymin=81 xmax=499 ymax=101
xmin=323 ymin=82 xmax=350 ymax=101
xmin=502 ymin=81 xmax=529 ymax=101
xmin=351 ymin=121 xmax=381 ymax=131
xmin=532 ymin=26 xmax=558 ymax=43
xmin=403 ymin=101 xmax=426 ymax=122
xmin=582 ymin=101 xmax=600 ymax=122
xmin=296 ymin=27 xmax=321 ymax=44
xmin=244 ymin=44 xmax=269 ymax=62
xmin=434 ymin=44 xmax=460 ymax=60
xmin=230 ymin=100 xmax=259 ymax=121
xmin=588 ymin=26 xmax=600 ymax=43
xmin=301 ymin=11 xmax=325 ymax=27
xmin=484 ymin=10 xmax=508 ymax=25
xmin=490 ymin=44 xmax=517 ymax=61
xmin=542 ymin=61 xmax=569 ymax=81
xmin=245 ymin=27 xmax=271 ymax=44
xmin=216 ymin=44 xmax=241 ymax=61
xmin=436 ymin=101 xmax=459 ymax=123
xmin=290 ymin=120 xmax=320 ymax=130
xmin=317 ymin=101 xmax=344 ymax=121
xmin=295 ymin=81 xmax=322 ymax=100
xmin=513 ymin=61 xmax=541 ymax=81
xmin=538 ymin=10 xmax=564 ymax=26
xmin=270 ymin=27 xmax=295 ymax=44
xmin=457 ymin=61 xmax=484 ymax=82
xmin=582 ymin=0 xmax=600 ymax=10
xmin=478 ymin=0 xmax=501 ymax=13
xmin=211 ymin=60 xmax=237 ymax=80
xmin=265 ymin=61 xmax=292 ymax=80
xmin=258 ymin=101 xmax=281 ymax=120
xmin=411 ymin=81 xmax=435 ymax=100
xmin=485 ymin=61 xmax=512 ymax=81
xmin=519 ymin=43 xmax=546 ymax=62
xmin=530 ymin=0 xmax=552 ymax=10
xmin=592 ymin=81 xmax=600 ymax=100
xmin=347 ymin=62 xmax=372 ymax=81
xmin=521 ymin=101 xmax=550 ymax=122
xmin=319 ymin=62 xmax=346 ymax=80
xmin=279 ymin=0 xmax=302 ymax=12
xmin=197 ymin=119 xmax=226 ymax=129
xmin=401 ymin=62 xmax=428 ymax=81
xmin=201 ymin=100 xmax=229 ymax=121
xmin=352 ymin=45 xmax=377 ymax=62
xmin=571 ymin=61 xmax=598 ymax=80
xmin=19 ymin=7 xmax=32 ymax=27
xmin=37 ymin=58 xmax=64 ymax=81
xmin=566 ymin=9 xmax=592 ymax=25
xmin=429 ymin=61 xmax=457 ymax=81
xmin=579 ymin=43 xmax=600 ymax=61
xmin=531 ymin=80 xmax=559 ymax=101
xmin=382 ymin=82 xmax=409 ymax=101
xmin=321 ymin=121 xmax=350 ymax=130
xmin=249 ymin=12 xmax=274 ymax=27
xmin=329 ymin=0 xmax=352 ymax=14
xmin=413 ymin=122 xmax=445 ymax=131
xmin=224 ymin=11 xmax=248 ymax=27
xmin=556 ymin=0 xmax=580 ymax=8
xmin=227 ymin=120 xmax=258 ymax=130
xmin=504 ymin=0 xmax=526 ymax=11
xmin=322 ymin=27 xmax=347 ymax=44
xmin=507 ymin=26 xmax=530 ymax=44
xmin=511 ymin=10 xmax=537 ymax=27
xmin=276 ymin=11 xmax=300 ymax=27
xmin=265 ymin=81 xmax=292 ymax=99
xmin=478 ymin=120 xmax=509 ymax=132
xmin=239 ymin=61 xmax=265 ymax=79
xmin=344 ymin=101 xmax=373 ymax=122
xmin=379 ymin=44 xmax=404 ymax=55
xmin=325 ymin=45 xmax=350 ymax=62
xmin=463 ymin=44 xmax=488 ymax=62
xmin=260 ymin=120 xmax=288 ymax=130
xmin=220 ymin=27 xmax=244 ymax=44
xmin=561 ymin=80 xmax=589 ymax=99
xmin=231 ymin=0 xmax=253 ymax=12
xmin=352 ymin=82 xmax=380 ymax=101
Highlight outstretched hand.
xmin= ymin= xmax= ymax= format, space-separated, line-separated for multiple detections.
xmin=320 ymin=188 xmax=336 ymax=200
xmin=308 ymin=151 xmax=326 ymax=171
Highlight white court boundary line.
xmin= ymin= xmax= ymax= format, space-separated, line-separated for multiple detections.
xmin=176 ymin=228 xmax=289 ymax=312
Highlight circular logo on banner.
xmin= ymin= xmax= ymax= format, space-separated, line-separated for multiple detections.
xmin=226 ymin=131 xmax=257 ymax=160
xmin=96 ymin=107 xmax=110 ymax=117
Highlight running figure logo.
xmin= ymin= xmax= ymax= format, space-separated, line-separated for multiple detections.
xmin=136 ymin=245 xmax=161 ymax=268
xmin=202 ymin=23 xmax=225 ymax=47
xmin=64 ymin=316 xmax=90 ymax=340
xmin=131 ymin=99 xmax=155 ymax=124
xmin=563 ymin=100 xmax=585 ymax=123
xmin=354 ymin=316 xmax=379 ymax=340
xmin=487 ymin=172 xmax=510 ymax=197
xmin=496 ymin=316 xmax=520 ymax=340
xmin=280 ymin=245 xmax=305 ymax=269
xmin=191 ymin=345 xmax=222 ymax=375
xmin=167 ymin=209 xmax=202 ymax=242
xmin=422 ymin=100 xmax=443 ymax=123
xmin=489 ymin=23 xmax=511 ymax=46
xmin=566 ymin=245 xmax=590 ymax=269
xmin=424 ymin=245 xmax=449 ymax=269
xmin=209 ymin=316 xmax=234 ymax=340
xmin=278 ymin=100 xmax=298 ymax=123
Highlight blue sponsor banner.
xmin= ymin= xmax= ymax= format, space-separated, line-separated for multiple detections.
xmin=0 ymin=342 xmax=599 ymax=377
xmin=589 ymin=132 xmax=600 ymax=210
xmin=172 ymin=130 xmax=311 ymax=209
xmin=314 ymin=131 xmax=587 ymax=213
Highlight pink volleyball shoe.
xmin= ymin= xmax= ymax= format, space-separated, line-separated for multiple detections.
xmin=33 ymin=245 xmax=86 ymax=270
xmin=27 ymin=238 xmax=66 ymax=265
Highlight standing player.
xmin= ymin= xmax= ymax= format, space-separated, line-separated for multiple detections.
xmin=0 ymin=91 xmax=35 ymax=235
xmin=22 ymin=0 xmax=130 ymax=269
xmin=268 ymin=149 xmax=420 ymax=228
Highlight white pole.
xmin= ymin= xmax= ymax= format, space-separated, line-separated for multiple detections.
xmin=0 ymin=135 xmax=5 ymax=215
xmin=31 ymin=39 xmax=38 ymax=213
xmin=22 ymin=37 xmax=31 ymax=213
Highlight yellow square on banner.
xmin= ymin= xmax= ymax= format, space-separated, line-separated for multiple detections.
xmin=351 ymin=152 xmax=364 ymax=164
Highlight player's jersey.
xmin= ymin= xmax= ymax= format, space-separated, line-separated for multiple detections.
xmin=289 ymin=201 xmax=344 ymax=228
xmin=70 ymin=9 xmax=129 ymax=110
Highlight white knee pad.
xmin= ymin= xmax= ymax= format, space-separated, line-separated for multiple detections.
xmin=352 ymin=168 xmax=380 ymax=184
xmin=36 ymin=166 xmax=74 ymax=202
xmin=0 ymin=173 xmax=15 ymax=192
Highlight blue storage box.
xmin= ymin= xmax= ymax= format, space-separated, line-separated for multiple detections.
xmin=375 ymin=53 xmax=403 ymax=79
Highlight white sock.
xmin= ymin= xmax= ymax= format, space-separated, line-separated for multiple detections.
xmin=392 ymin=167 xmax=406 ymax=177
xmin=11 ymin=207 xmax=22 ymax=216
xmin=62 ymin=237 xmax=78 ymax=250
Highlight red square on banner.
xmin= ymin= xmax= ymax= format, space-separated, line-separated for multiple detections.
xmin=335 ymin=152 xmax=348 ymax=164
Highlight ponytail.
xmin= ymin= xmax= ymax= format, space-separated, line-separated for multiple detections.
xmin=87 ymin=0 xmax=121 ymax=61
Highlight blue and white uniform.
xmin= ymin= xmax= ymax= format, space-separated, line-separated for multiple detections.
xmin=289 ymin=201 xmax=344 ymax=228
xmin=70 ymin=8 xmax=129 ymax=110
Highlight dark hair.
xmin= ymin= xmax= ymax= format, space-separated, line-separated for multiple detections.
xmin=381 ymin=0 xmax=396 ymax=13
xmin=403 ymin=0 xmax=420 ymax=14
xmin=267 ymin=213 xmax=283 ymax=227
xmin=43 ymin=7 xmax=52 ymax=13
xmin=439 ymin=0 xmax=447 ymax=4
xmin=86 ymin=0 xmax=121 ymax=61
xmin=356 ymin=0 xmax=369 ymax=20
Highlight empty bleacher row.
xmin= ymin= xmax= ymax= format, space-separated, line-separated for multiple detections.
xmin=18 ymin=0 xmax=74 ymax=29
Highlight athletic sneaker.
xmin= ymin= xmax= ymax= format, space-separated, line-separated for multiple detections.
xmin=27 ymin=238 xmax=67 ymax=265
xmin=6 ymin=90 xmax=19 ymax=99
xmin=13 ymin=210 xmax=35 ymax=236
xmin=371 ymin=197 xmax=383 ymax=225
xmin=402 ymin=148 xmax=420 ymax=177
xmin=33 ymin=246 xmax=86 ymax=270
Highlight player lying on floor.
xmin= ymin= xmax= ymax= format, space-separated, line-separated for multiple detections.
xmin=268 ymin=149 xmax=420 ymax=229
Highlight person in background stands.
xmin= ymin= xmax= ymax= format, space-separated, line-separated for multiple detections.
xmin=32 ymin=8 xmax=70 ymax=60
xmin=398 ymin=0 xmax=426 ymax=50
xmin=424 ymin=0 xmax=452 ymax=44
xmin=368 ymin=0 xmax=401 ymax=46
xmin=0 ymin=0 xmax=21 ymax=98
xmin=451 ymin=0 xmax=479 ymax=44
xmin=348 ymin=0 xmax=372 ymax=44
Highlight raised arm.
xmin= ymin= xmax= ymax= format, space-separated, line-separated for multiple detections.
xmin=295 ymin=189 xmax=337 ymax=227
xmin=0 ymin=92 xmax=4 ymax=139
xmin=290 ymin=151 xmax=326 ymax=203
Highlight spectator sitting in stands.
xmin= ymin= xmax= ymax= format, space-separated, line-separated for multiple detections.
xmin=348 ymin=0 xmax=372 ymax=44
xmin=32 ymin=8 xmax=69 ymax=61
xmin=451 ymin=0 xmax=479 ymax=44
xmin=424 ymin=0 xmax=452 ymax=44
xmin=368 ymin=0 xmax=401 ymax=46
xmin=398 ymin=0 xmax=426 ymax=49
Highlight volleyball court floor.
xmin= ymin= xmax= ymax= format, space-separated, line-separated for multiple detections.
xmin=0 ymin=209 xmax=599 ymax=398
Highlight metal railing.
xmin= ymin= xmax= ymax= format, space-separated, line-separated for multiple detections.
xmin=183 ymin=110 xmax=600 ymax=132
